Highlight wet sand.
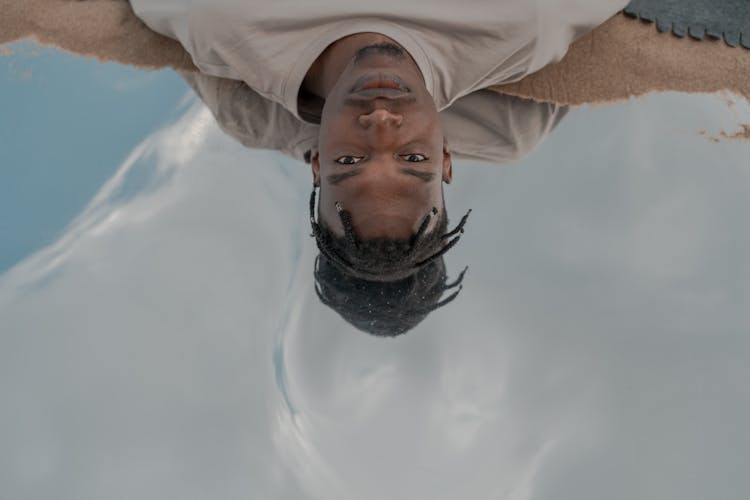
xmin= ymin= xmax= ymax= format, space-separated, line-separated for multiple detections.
xmin=1 ymin=0 xmax=748 ymax=105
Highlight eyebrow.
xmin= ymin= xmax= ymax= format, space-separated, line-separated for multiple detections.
xmin=401 ymin=168 xmax=435 ymax=182
xmin=327 ymin=169 xmax=363 ymax=185
xmin=326 ymin=167 xmax=435 ymax=186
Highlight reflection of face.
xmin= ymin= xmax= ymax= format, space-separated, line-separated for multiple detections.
xmin=311 ymin=43 xmax=452 ymax=240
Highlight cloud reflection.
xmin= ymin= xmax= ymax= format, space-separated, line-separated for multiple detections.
xmin=1 ymin=92 xmax=749 ymax=500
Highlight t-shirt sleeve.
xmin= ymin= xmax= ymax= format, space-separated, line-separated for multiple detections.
xmin=180 ymin=71 xmax=318 ymax=162
xmin=130 ymin=0 xmax=241 ymax=79
xmin=439 ymin=90 xmax=568 ymax=164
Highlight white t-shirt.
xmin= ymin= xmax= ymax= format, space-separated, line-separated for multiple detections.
xmin=131 ymin=0 xmax=628 ymax=120
xmin=181 ymin=71 xmax=568 ymax=164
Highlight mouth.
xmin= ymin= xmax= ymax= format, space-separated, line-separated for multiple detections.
xmin=350 ymin=74 xmax=411 ymax=94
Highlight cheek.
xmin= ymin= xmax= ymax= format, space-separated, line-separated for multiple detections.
xmin=318 ymin=127 xmax=351 ymax=158
xmin=319 ymin=103 xmax=354 ymax=141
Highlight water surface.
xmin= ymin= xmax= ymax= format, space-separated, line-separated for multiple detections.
xmin=1 ymin=44 xmax=749 ymax=500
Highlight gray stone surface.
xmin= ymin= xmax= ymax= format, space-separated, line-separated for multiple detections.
xmin=624 ymin=0 xmax=750 ymax=49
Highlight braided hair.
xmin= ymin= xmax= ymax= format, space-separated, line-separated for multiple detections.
xmin=314 ymin=254 xmax=468 ymax=336
xmin=308 ymin=187 xmax=471 ymax=282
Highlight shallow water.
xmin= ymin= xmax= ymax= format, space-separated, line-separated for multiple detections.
xmin=1 ymin=44 xmax=749 ymax=500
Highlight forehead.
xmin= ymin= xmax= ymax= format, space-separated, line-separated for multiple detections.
xmin=317 ymin=182 xmax=445 ymax=239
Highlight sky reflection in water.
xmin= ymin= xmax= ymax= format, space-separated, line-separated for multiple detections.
xmin=1 ymin=47 xmax=750 ymax=500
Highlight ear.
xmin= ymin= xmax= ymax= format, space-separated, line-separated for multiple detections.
xmin=311 ymin=146 xmax=321 ymax=187
xmin=442 ymin=137 xmax=453 ymax=184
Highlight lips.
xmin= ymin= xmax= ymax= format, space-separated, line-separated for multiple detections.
xmin=359 ymin=80 xmax=403 ymax=90
xmin=351 ymin=75 xmax=410 ymax=93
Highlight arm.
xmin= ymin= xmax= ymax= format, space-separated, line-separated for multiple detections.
xmin=181 ymin=71 xmax=318 ymax=162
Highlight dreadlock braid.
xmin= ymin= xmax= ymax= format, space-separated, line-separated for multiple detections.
xmin=314 ymin=255 xmax=469 ymax=336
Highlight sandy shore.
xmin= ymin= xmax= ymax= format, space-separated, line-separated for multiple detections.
xmin=0 ymin=0 xmax=195 ymax=70
xmin=1 ymin=0 xmax=748 ymax=106
xmin=493 ymin=15 xmax=750 ymax=106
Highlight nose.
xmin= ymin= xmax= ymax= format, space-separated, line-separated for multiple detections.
xmin=358 ymin=108 xmax=403 ymax=129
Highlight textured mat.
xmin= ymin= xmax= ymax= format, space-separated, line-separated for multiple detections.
xmin=624 ymin=0 xmax=750 ymax=48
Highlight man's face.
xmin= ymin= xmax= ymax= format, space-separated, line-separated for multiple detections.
xmin=311 ymin=43 xmax=452 ymax=240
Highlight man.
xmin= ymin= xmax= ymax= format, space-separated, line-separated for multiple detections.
xmin=180 ymin=68 xmax=567 ymax=281
xmin=129 ymin=0 xmax=630 ymax=281
xmin=181 ymin=72 xmax=568 ymax=172
xmin=180 ymin=72 xmax=566 ymax=336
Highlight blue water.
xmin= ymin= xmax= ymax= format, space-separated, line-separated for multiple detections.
xmin=0 ymin=43 xmax=187 ymax=272
xmin=1 ymin=42 xmax=749 ymax=500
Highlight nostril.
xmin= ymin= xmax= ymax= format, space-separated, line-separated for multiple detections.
xmin=375 ymin=110 xmax=402 ymax=127
xmin=359 ymin=109 xmax=403 ymax=128
xmin=358 ymin=114 xmax=372 ymax=128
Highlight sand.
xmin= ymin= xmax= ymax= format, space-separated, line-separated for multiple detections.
xmin=492 ymin=15 xmax=750 ymax=106
xmin=1 ymin=0 xmax=748 ymax=105
xmin=0 ymin=0 xmax=195 ymax=70
xmin=700 ymin=124 xmax=750 ymax=143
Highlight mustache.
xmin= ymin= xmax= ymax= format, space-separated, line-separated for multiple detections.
xmin=353 ymin=43 xmax=405 ymax=64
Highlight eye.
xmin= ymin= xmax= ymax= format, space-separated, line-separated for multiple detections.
xmin=335 ymin=155 xmax=364 ymax=165
xmin=401 ymin=154 xmax=429 ymax=162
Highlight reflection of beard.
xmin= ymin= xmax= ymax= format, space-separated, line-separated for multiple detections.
xmin=353 ymin=43 xmax=405 ymax=64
